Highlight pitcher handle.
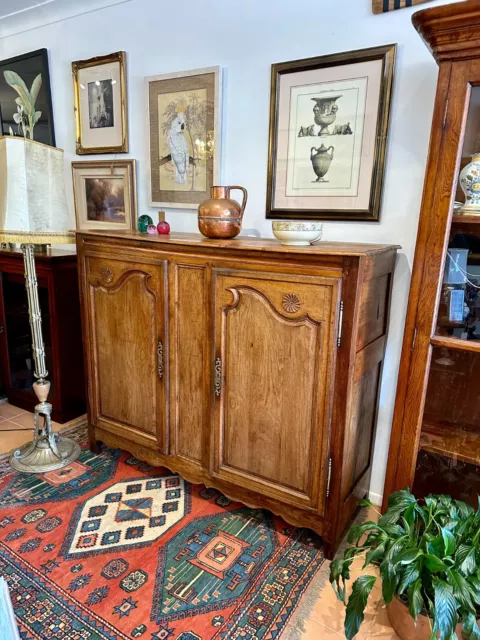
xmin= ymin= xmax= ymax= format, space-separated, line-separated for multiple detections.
xmin=229 ymin=186 xmax=248 ymax=218
xmin=327 ymin=146 xmax=335 ymax=156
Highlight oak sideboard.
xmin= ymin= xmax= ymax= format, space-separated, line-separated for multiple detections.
xmin=77 ymin=230 xmax=398 ymax=557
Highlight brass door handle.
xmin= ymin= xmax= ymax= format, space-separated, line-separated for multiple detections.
xmin=157 ymin=340 xmax=164 ymax=380
xmin=215 ymin=357 xmax=222 ymax=396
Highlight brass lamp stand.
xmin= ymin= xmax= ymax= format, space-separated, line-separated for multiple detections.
xmin=9 ymin=244 xmax=80 ymax=473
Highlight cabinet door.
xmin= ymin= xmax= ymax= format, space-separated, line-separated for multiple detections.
xmin=212 ymin=270 xmax=340 ymax=514
xmin=84 ymin=255 xmax=167 ymax=451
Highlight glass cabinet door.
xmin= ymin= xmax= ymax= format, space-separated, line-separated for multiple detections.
xmin=412 ymin=86 xmax=480 ymax=506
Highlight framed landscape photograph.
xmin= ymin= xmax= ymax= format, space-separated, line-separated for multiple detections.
xmin=72 ymin=51 xmax=128 ymax=154
xmin=147 ymin=66 xmax=222 ymax=209
xmin=72 ymin=160 xmax=136 ymax=231
xmin=266 ymin=45 xmax=396 ymax=221
xmin=0 ymin=48 xmax=55 ymax=146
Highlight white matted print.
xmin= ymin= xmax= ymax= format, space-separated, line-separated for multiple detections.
xmin=266 ymin=45 xmax=396 ymax=222
xmin=72 ymin=52 xmax=128 ymax=154
xmin=72 ymin=160 xmax=136 ymax=231
xmin=287 ymin=78 xmax=367 ymax=197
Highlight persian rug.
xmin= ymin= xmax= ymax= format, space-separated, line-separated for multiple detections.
xmin=372 ymin=0 xmax=433 ymax=14
xmin=0 ymin=425 xmax=325 ymax=639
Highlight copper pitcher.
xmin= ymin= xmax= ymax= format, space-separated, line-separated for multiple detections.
xmin=198 ymin=185 xmax=248 ymax=239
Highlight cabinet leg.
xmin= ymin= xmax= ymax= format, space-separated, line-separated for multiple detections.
xmin=89 ymin=439 xmax=102 ymax=454
xmin=322 ymin=540 xmax=335 ymax=561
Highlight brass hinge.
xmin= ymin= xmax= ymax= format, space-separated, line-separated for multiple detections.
xmin=214 ymin=357 xmax=222 ymax=396
xmin=326 ymin=458 xmax=333 ymax=498
xmin=337 ymin=301 xmax=344 ymax=347
xmin=157 ymin=340 xmax=164 ymax=380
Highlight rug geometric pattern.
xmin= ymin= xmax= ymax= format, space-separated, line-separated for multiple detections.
xmin=0 ymin=426 xmax=325 ymax=639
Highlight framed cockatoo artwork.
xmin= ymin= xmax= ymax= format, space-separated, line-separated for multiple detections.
xmin=147 ymin=66 xmax=222 ymax=209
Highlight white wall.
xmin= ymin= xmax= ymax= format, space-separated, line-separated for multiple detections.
xmin=0 ymin=0 xmax=460 ymax=504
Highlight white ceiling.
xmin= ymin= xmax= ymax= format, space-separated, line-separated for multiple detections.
xmin=0 ymin=0 xmax=56 ymax=21
xmin=0 ymin=0 xmax=131 ymax=38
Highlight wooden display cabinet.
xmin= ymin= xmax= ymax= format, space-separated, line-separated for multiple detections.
xmin=384 ymin=1 xmax=480 ymax=508
xmin=77 ymin=230 xmax=398 ymax=557
xmin=0 ymin=247 xmax=86 ymax=423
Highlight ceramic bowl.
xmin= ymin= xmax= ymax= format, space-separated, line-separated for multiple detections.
xmin=272 ymin=221 xmax=323 ymax=246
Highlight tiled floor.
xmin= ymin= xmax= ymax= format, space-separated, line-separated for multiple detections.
xmin=0 ymin=400 xmax=399 ymax=639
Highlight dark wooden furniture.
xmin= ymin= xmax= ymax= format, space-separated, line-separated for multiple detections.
xmin=384 ymin=1 xmax=480 ymax=508
xmin=0 ymin=247 xmax=86 ymax=423
xmin=77 ymin=230 xmax=397 ymax=557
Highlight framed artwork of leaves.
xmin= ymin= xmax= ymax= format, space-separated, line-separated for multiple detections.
xmin=0 ymin=48 xmax=55 ymax=146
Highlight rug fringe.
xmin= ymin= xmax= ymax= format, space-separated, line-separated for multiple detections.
xmin=281 ymin=507 xmax=373 ymax=638
xmin=282 ymin=566 xmax=330 ymax=639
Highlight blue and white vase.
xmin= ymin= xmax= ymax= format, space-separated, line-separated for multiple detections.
xmin=459 ymin=153 xmax=480 ymax=214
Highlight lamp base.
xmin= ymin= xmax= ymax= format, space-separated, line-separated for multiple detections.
xmin=10 ymin=435 xmax=81 ymax=474
xmin=9 ymin=401 xmax=80 ymax=474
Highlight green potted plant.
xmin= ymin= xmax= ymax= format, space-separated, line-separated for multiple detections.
xmin=330 ymin=490 xmax=480 ymax=640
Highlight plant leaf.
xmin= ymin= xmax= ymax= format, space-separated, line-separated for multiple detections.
xmin=433 ymin=578 xmax=458 ymax=640
xmin=33 ymin=110 xmax=42 ymax=124
xmin=424 ymin=554 xmax=448 ymax=573
xmin=462 ymin=612 xmax=480 ymax=640
xmin=344 ymin=575 xmax=376 ymax=640
xmin=446 ymin=569 xmax=475 ymax=613
xmin=456 ymin=547 xmax=477 ymax=578
xmin=408 ymin=578 xmax=424 ymax=621
xmin=3 ymin=70 xmax=33 ymax=114
xmin=442 ymin=527 xmax=456 ymax=557
xmin=363 ymin=542 xmax=386 ymax=569
xmin=329 ymin=558 xmax=350 ymax=603
xmin=398 ymin=560 xmax=421 ymax=595
xmin=358 ymin=498 xmax=373 ymax=508
xmin=393 ymin=548 xmax=423 ymax=566
xmin=467 ymin=576 xmax=480 ymax=605
xmin=30 ymin=73 xmax=42 ymax=105
xmin=347 ymin=521 xmax=383 ymax=544
xmin=454 ymin=500 xmax=474 ymax=520
xmin=428 ymin=536 xmax=446 ymax=559
xmin=8 ymin=126 xmax=14 ymax=136
xmin=382 ymin=571 xmax=400 ymax=604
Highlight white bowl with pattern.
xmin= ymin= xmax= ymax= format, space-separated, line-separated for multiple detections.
xmin=272 ymin=221 xmax=323 ymax=246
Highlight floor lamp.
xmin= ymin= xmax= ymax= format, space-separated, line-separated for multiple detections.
xmin=0 ymin=136 xmax=80 ymax=473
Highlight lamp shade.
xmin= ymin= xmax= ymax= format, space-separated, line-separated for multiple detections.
xmin=0 ymin=136 xmax=74 ymax=244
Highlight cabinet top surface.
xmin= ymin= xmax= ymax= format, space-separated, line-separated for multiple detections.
xmin=77 ymin=230 xmax=399 ymax=257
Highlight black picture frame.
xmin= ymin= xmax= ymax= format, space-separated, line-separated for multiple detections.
xmin=0 ymin=48 xmax=55 ymax=146
xmin=266 ymin=44 xmax=396 ymax=222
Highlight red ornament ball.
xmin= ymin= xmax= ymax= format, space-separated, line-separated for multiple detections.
xmin=157 ymin=221 xmax=170 ymax=235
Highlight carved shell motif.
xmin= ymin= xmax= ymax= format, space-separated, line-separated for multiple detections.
xmin=282 ymin=293 xmax=301 ymax=313
xmin=100 ymin=267 xmax=114 ymax=284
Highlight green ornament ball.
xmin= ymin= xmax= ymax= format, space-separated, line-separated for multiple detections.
xmin=137 ymin=214 xmax=154 ymax=234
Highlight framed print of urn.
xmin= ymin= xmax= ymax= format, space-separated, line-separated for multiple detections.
xmin=146 ymin=66 xmax=222 ymax=209
xmin=266 ymin=45 xmax=396 ymax=221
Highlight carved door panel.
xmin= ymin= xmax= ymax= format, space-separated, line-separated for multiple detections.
xmin=168 ymin=261 xmax=210 ymax=470
xmin=212 ymin=270 xmax=340 ymax=514
xmin=84 ymin=255 xmax=167 ymax=451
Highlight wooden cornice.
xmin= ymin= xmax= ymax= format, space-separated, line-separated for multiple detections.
xmin=413 ymin=0 xmax=480 ymax=63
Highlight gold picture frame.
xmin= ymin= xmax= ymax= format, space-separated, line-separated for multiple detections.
xmin=72 ymin=51 xmax=128 ymax=154
xmin=72 ymin=160 xmax=137 ymax=231
xmin=266 ymin=45 xmax=396 ymax=222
